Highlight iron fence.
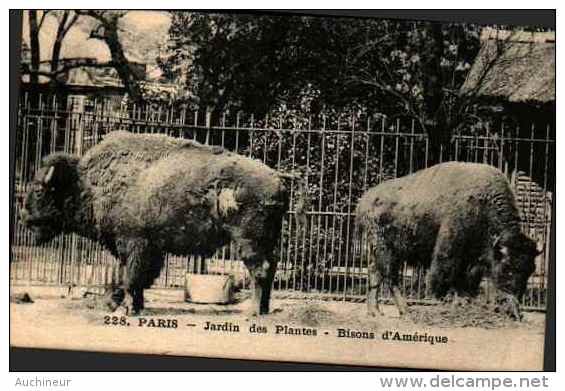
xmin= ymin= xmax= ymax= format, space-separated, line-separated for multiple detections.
xmin=11 ymin=93 xmax=554 ymax=310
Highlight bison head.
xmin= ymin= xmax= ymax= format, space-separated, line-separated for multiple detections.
xmin=20 ymin=154 xmax=81 ymax=245
xmin=491 ymin=231 xmax=539 ymax=316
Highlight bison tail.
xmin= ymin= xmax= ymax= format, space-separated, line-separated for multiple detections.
xmin=279 ymin=172 xmax=311 ymax=234
xmin=294 ymin=176 xmax=311 ymax=234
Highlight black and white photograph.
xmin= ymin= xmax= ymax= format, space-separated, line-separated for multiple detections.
xmin=10 ymin=10 xmax=555 ymax=371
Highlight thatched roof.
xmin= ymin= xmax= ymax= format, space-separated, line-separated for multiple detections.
xmin=461 ymin=28 xmax=555 ymax=104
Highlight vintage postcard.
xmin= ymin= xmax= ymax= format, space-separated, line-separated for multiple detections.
xmin=10 ymin=10 xmax=554 ymax=370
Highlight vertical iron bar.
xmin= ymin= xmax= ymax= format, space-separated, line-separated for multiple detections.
xmin=379 ymin=117 xmax=385 ymax=182
xmin=249 ymin=114 xmax=255 ymax=159
xmin=343 ymin=114 xmax=356 ymax=300
xmin=329 ymin=118 xmax=341 ymax=294
xmin=263 ymin=114 xmax=268 ymax=164
xmin=362 ymin=116 xmax=370 ymax=190
xmin=394 ymin=118 xmax=399 ymax=177
xmin=409 ymin=119 xmax=415 ymax=173
xmin=305 ymin=116 xmax=313 ymax=291
xmin=314 ymin=115 xmax=326 ymax=292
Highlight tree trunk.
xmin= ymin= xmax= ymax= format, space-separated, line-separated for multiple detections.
xmin=28 ymin=11 xmax=40 ymax=86
xmin=101 ymin=16 xmax=143 ymax=102
xmin=76 ymin=11 xmax=144 ymax=102
xmin=423 ymin=22 xmax=450 ymax=164
xmin=426 ymin=120 xmax=450 ymax=165
xmin=50 ymin=11 xmax=70 ymax=84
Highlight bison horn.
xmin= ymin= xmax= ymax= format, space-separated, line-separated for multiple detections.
xmin=492 ymin=234 xmax=509 ymax=257
xmin=492 ymin=235 xmax=501 ymax=249
xmin=43 ymin=166 xmax=55 ymax=185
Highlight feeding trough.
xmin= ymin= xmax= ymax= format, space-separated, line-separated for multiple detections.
xmin=185 ymin=274 xmax=235 ymax=304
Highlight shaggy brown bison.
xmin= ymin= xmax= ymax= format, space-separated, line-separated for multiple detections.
xmin=355 ymin=162 xmax=540 ymax=319
xmin=20 ymin=131 xmax=306 ymax=316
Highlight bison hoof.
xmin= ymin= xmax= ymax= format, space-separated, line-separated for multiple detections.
xmin=247 ymin=309 xmax=268 ymax=317
xmin=114 ymin=304 xmax=144 ymax=317
xmin=106 ymin=300 xmax=120 ymax=312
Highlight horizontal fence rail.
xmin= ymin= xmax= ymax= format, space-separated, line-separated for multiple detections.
xmin=11 ymin=93 xmax=554 ymax=310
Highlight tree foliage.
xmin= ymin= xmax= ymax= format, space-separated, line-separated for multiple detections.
xmin=160 ymin=14 xmax=481 ymax=124
xmin=158 ymin=13 xmax=488 ymax=162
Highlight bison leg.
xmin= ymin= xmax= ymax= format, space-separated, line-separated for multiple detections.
xmin=391 ymin=285 xmax=408 ymax=317
xmin=428 ymin=224 xmax=464 ymax=299
xmin=130 ymin=287 xmax=145 ymax=313
xmin=120 ymin=239 xmax=163 ymax=316
xmin=367 ymin=252 xmax=384 ymax=317
xmin=105 ymin=286 xmax=125 ymax=312
xmin=105 ymin=263 xmax=128 ymax=312
xmin=245 ymin=259 xmax=277 ymax=316
xmin=368 ymin=239 xmax=407 ymax=317
xmin=367 ymin=275 xmax=384 ymax=317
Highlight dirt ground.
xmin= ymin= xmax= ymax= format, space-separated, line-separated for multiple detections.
xmin=10 ymin=288 xmax=546 ymax=371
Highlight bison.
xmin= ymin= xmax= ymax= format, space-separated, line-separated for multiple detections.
xmin=355 ymin=162 xmax=540 ymax=319
xmin=20 ymin=131 xmax=306 ymax=316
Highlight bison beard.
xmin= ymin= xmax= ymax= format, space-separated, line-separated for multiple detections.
xmin=356 ymin=162 xmax=538 ymax=320
xmin=21 ymin=131 xmax=303 ymax=316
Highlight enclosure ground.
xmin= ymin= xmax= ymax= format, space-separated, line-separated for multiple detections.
xmin=10 ymin=288 xmax=545 ymax=371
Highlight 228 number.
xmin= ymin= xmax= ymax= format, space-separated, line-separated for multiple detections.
xmin=104 ymin=315 xmax=129 ymax=326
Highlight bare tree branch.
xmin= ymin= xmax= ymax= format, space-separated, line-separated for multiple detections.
xmin=62 ymin=12 xmax=80 ymax=36
xmin=351 ymin=72 xmax=428 ymax=133
xmin=74 ymin=10 xmax=143 ymax=102
xmin=37 ymin=10 xmax=51 ymax=30
xmin=50 ymin=11 xmax=70 ymax=76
